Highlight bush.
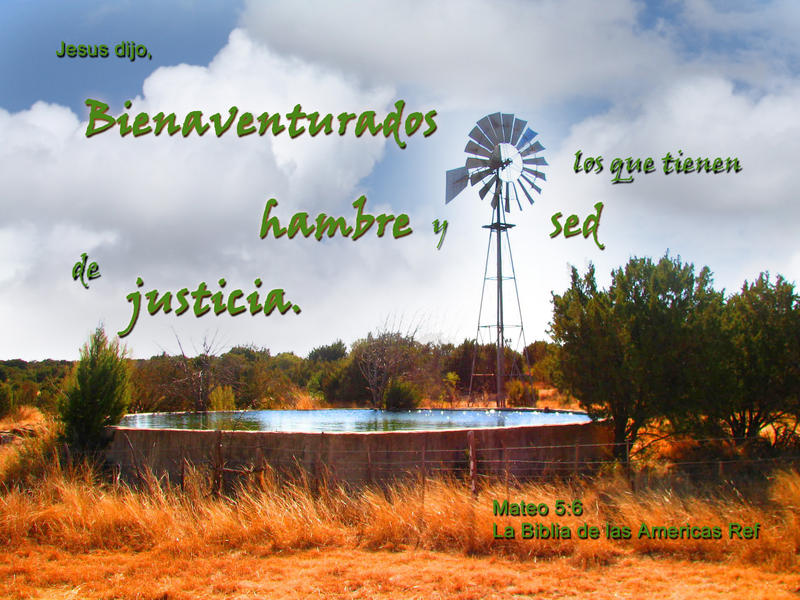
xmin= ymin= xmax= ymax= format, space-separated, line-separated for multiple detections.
xmin=441 ymin=371 xmax=460 ymax=406
xmin=0 ymin=383 xmax=14 ymax=419
xmin=209 ymin=385 xmax=236 ymax=411
xmin=59 ymin=327 xmax=130 ymax=454
xmin=384 ymin=379 xmax=421 ymax=411
xmin=506 ymin=379 xmax=537 ymax=407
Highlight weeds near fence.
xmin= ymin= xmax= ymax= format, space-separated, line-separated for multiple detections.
xmin=1 ymin=416 xmax=799 ymax=570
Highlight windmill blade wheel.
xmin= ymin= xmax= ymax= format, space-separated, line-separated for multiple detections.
xmin=444 ymin=111 xmax=546 ymax=213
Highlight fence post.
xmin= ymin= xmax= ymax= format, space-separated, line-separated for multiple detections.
xmin=502 ymin=439 xmax=509 ymax=499
xmin=315 ymin=432 xmax=324 ymax=492
xmin=574 ymin=442 xmax=580 ymax=475
xmin=63 ymin=442 xmax=72 ymax=471
xmin=255 ymin=445 xmax=264 ymax=475
xmin=214 ymin=430 xmax=223 ymax=495
xmin=420 ymin=438 xmax=427 ymax=495
xmin=417 ymin=438 xmax=427 ymax=547
xmin=367 ymin=440 xmax=373 ymax=485
xmin=123 ymin=433 xmax=142 ymax=486
xmin=468 ymin=430 xmax=477 ymax=497
xmin=180 ymin=446 xmax=185 ymax=491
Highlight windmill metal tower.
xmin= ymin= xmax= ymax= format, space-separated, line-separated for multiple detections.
xmin=445 ymin=112 xmax=546 ymax=408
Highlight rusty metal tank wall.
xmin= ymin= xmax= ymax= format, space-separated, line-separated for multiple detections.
xmin=106 ymin=420 xmax=614 ymax=485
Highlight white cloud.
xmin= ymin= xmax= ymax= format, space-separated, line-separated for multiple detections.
xmin=4 ymin=1 xmax=800 ymax=361
xmin=539 ymin=73 xmax=800 ymax=294
xmin=241 ymin=0 xmax=680 ymax=109
xmin=0 ymin=29 xmax=412 ymax=359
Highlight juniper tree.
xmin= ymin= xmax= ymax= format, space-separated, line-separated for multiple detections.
xmin=60 ymin=327 xmax=130 ymax=453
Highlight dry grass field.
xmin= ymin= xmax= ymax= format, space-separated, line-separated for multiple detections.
xmin=1 ymin=409 xmax=799 ymax=599
xmin=4 ymin=547 xmax=800 ymax=600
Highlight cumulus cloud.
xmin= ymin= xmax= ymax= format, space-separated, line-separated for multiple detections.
xmin=524 ymin=74 xmax=800 ymax=299
xmin=3 ymin=1 xmax=800 ymax=360
xmin=0 ymin=29 xmax=422 ymax=359
xmin=241 ymin=0 xmax=680 ymax=109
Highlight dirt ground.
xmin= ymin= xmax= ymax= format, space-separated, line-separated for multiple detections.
xmin=3 ymin=546 xmax=800 ymax=600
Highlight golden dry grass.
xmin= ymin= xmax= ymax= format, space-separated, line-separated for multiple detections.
xmin=1 ymin=411 xmax=799 ymax=598
xmin=291 ymin=390 xmax=329 ymax=410
xmin=0 ymin=409 xmax=60 ymax=488
xmin=1 ymin=434 xmax=797 ymax=567
xmin=0 ymin=404 xmax=48 ymax=433
xmin=535 ymin=388 xmax=584 ymax=411
xmin=420 ymin=387 xmax=580 ymax=411
xmin=3 ymin=547 xmax=800 ymax=600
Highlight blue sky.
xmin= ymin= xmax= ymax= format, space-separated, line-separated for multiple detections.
xmin=2 ymin=0 xmax=799 ymax=360
xmin=0 ymin=0 xmax=242 ymax=114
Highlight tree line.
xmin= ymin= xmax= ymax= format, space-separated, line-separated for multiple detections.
xmin=0 ymin=332 xmax=553 ymax=420
xmin=122 ymin=331 xmax=552 ymax=414
xmin=4 ymin=251 xmax=798 ymax=460
xmin=551 ymin=254 xmax=800 ymax=456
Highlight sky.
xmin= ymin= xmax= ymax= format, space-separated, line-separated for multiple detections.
xmin=1 ymin=0 xmax=799 ymax=360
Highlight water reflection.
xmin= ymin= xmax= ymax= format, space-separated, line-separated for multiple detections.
xmin=119 ymin=409 xmax=590 ymax=433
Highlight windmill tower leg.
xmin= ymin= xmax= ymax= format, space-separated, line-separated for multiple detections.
xmin=469 ymin=192 xmax=529 ymax=409
xmin=495 ymin=196 xmax=505 ymax=408
xmin=446 ymin=112 xmax=546 ymax=411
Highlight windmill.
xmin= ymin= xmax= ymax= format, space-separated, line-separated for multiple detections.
xmin=445 ymin=112 xmax=546 ymax=408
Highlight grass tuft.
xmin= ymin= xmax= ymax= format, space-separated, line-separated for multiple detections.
xmin=0 ymin=417 xmax=798 ymax=572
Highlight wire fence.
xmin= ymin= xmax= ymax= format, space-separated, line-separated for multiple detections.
xmin=104 ymin=430 xmax=800 ymax=494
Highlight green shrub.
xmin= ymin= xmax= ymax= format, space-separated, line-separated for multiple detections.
xmin=0 ymin=383 xmax=14 ymax=419
xmin=441 ymin=371 xmax=460 ymax=405
xmin=59 ymin=327 xmax=130 ymax=454
xmin=209 ymin=385 xmax=236 ymax=411
xmin=506 ymin=379 xmax=537 ymax=407
xmin=384 ymin=379 xmax=421 ymax=411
